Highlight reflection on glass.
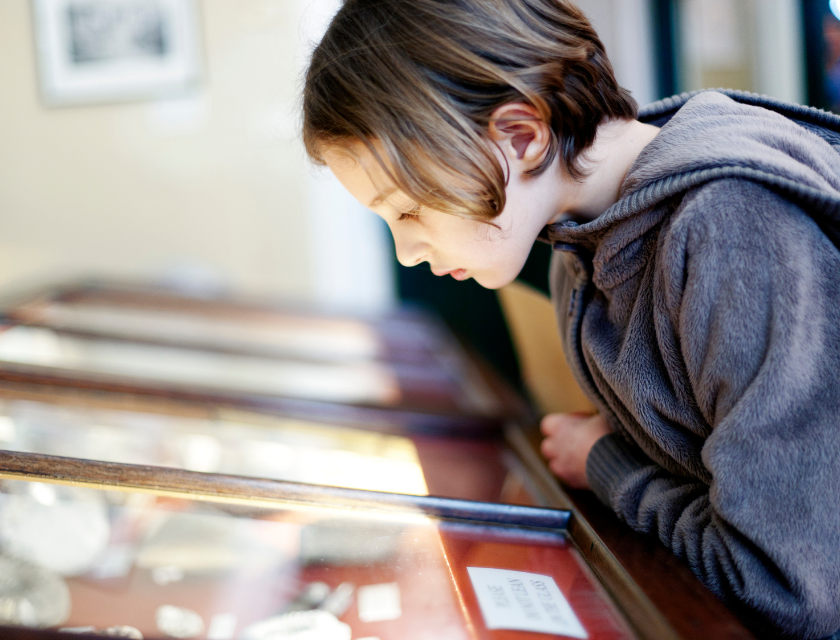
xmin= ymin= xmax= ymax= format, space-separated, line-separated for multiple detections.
xmin=0 ymin=326 xmax=401 ymax=406
xmin=0 ymin=480 xmax=435 ymax=637
xmin=0 ymin=399 xmax=428 ymax=495
xmin=7 ymin=295 xmax=503 ymax=416
xmin=0 ymin=478 xmax=632 ymax=639
xmin=13 ymin=301 xmax=383 ymax=363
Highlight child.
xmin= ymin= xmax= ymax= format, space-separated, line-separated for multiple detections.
xmin=302 ymin=1 xmax=840 ymax=637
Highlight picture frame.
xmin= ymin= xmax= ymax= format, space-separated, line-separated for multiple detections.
xmin=31 ymin=0 xmax=202 ymax=106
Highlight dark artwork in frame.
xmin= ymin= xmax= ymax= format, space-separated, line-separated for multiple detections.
xmin=66 ymin=1 xmax=170 ymax=65
xmin=33 ymin=0 xmax=202 ymax=106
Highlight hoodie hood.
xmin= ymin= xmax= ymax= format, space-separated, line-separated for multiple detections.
xmin=544 ymin=90 xmax=840 ymax=289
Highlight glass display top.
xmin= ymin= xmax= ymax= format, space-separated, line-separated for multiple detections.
xmin=0 ymin=398 xmax=427 ymax=496
xmin=0 ymin=474 xmax=634 ymax=640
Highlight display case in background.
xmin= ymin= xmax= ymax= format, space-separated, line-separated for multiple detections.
xmin=0 ymin=280 xmax=756 ymax=640
xmin=0 ymin=281 xmax=527 ymax=436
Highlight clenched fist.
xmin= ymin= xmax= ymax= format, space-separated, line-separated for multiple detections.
xmin=540 ymin=412 xmax=611 ymax=489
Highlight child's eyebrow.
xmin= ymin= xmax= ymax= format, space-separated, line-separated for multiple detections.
xmin=368 ymin=188 xmax=397 ymax=208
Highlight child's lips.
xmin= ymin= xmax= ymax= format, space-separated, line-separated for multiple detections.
xmin=433 ymin=268 xmax=468 ymax=280
xmin=449 ymin=269 xmax=467 ymax=281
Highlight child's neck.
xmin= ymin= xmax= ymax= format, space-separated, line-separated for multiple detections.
xmin=564 ymin=119 xmax=661 ymax=222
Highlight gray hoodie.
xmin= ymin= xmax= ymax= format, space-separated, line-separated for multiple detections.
xmin=545 ymin=91 xmax=840 ymax=639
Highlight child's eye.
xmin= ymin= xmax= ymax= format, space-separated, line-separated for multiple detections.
xmin=398 ymin=205 xmax=421 ymax=221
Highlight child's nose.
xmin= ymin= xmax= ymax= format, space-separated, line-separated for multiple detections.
xmin=393 ymin=233 xmax=429 ymax=268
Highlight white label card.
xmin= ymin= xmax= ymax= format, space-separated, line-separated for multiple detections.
xmin=467 ymin=568 xmax=587 ymax=638
xmin=357 ymin=582 xmax=402 ymax=622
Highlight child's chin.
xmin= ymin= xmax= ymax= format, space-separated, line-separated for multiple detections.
xmin=473 ymin=272 xmax=515 ymax=290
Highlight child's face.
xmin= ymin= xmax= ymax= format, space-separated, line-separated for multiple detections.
xmin=324 ymin=142 xmax=563 ymax=289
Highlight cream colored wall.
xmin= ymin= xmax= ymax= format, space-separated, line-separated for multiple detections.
xmin=0 ymin=0 xmax=316 ymax=297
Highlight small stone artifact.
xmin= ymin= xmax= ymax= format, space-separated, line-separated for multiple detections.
xmin=0 ymin=553 xmax=71 ymax=627
xmin=156 ymin=605 xmax=205 ymax=639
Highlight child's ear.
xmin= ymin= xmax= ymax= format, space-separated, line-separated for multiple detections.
xmin=488 ymin=103 xmax=551 ymax=167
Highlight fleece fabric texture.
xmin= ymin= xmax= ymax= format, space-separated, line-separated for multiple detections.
xmin=545 ymin=90 xmax=840 ymax=639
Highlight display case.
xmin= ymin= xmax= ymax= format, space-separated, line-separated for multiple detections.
xmin=0 ymin=384 xmax=756 ymax=640
xmin=0 ymin=448 xmax=634 ymax=640
xmin=0 ymin=281 xmax=757 ymax=639
xmin=0 ymin=281 xmax=526 ymax=436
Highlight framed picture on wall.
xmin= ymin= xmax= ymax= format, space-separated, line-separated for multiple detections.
xmin=32 ymin=0 xmax=202 ymax=106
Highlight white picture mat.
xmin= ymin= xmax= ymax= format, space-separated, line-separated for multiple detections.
xmin=33 ymin=0 xmax=202 ymax=105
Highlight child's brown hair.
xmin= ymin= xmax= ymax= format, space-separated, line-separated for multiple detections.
xmin=302 ymin=0 xmax=637 ymax=221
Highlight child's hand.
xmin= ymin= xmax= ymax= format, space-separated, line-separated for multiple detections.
xmin=540 ymin=412 xmax=611 ymax=489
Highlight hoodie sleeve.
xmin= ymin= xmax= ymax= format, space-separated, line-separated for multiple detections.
xmin=584 ymin=179 xmax=840 ymax=640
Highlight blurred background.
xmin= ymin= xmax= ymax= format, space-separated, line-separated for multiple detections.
xmin=0 ymin=0 xmax=835 ymax=385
